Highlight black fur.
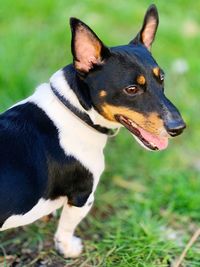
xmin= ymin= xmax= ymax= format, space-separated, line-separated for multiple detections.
xmin=62 ymin=64 xmax=92 ymax=111
xmin=0 ymin=103 xmax=93 ymax=227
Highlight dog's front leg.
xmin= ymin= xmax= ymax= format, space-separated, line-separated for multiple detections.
xmin=54 ymin=195 xmax=94 ymax=258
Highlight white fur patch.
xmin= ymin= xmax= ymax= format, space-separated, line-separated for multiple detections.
xmin=1 ymin=197 xmax=66 ymax=231
xmin=30 ymin=71 xmax=112 ymax=192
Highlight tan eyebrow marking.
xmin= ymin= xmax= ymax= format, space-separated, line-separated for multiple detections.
xmin=99 ymin=90 xmax=107 ymax=97
xmin=137 ymin=75 xmax=146 ymax=85
xmin=153 ymin=67 xmax=160 ymax=77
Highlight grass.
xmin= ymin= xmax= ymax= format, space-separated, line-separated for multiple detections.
xmin=0 ymin=0 xmax=200 ymax=266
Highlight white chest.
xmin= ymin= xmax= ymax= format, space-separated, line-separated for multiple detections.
xmin=30 ymin=83 xmax=107 ymax=189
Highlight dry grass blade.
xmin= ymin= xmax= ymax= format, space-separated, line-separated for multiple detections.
xmin=173 ymin=228 xmax=200 ymax=267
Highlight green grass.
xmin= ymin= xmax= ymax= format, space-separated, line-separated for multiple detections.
xmin=0 ymin=0 xmax=200 ymax=266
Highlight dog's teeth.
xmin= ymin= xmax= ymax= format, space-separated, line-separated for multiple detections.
xmin=150 ymin=142 xmax=156 ymax=148
xmin=128 ymin=119 xmax=132 ymax=125
xmin=131 ymin=121 xmax=137 ymax=127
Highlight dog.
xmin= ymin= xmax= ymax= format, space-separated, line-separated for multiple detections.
xmin=0 ymin=5 xmax=185 ymax=258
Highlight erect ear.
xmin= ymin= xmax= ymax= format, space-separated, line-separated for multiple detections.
xmin=130 ymin=4 xmax=159 ymax=50
xmin=70 ymin=18 xmax=110 ymax=73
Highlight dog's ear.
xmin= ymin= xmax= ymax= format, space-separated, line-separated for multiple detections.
xmin=70 ymin=18 xmax=110 ymax=73
xmin=130 ymin=5 xmax=159 ymax=50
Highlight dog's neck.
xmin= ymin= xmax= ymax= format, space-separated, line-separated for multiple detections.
xmin=49 ymin=65 xmax=120 ymax=133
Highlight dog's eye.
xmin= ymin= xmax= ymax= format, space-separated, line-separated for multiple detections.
xmin=124 ymin=85 xmax=139 ymax=95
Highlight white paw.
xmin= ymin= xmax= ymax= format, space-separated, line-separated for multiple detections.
xmin=54 ymin=235 xmax=83 ymax=258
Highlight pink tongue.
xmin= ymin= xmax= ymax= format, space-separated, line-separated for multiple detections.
xmin=139 ymin=127 xmax=168 ymax=150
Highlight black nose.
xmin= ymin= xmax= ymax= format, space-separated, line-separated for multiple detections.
xmin=165 ymin=120 xmax=186 ymax=137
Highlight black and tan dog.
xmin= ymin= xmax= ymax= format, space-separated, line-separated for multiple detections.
xmin=0 ymin=5 xmax=185 ymax=257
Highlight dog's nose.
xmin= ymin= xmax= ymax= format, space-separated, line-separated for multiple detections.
xmin=160 ymin=95 xmax=186 ymax=137
xmin=165 ymin=120 xmax=186 ymax=137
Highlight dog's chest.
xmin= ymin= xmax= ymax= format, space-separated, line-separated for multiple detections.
xmin=31 ymin=83 xmax=107 ymax=184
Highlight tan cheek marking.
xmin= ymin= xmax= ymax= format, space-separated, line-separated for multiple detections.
xmin=99 ymin=90 xmax=107 ymax=98
xmin=101 ymin=103 xmax=164 ymax=135
xmin=137 ymin=75 xmax=146 ymax=85
xmin=153 ymin=67 xmax=160 ymax=77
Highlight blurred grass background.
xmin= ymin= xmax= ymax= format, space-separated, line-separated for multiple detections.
xmin=0 ymin=0 xmax=200 ymax=266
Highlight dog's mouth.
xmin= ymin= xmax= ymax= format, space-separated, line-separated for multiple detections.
xmin=115 ymin=115 xmax=168 ymax=151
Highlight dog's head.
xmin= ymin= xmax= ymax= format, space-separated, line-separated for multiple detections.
xmin=70 ymin=5 xmax=186 ymax=151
